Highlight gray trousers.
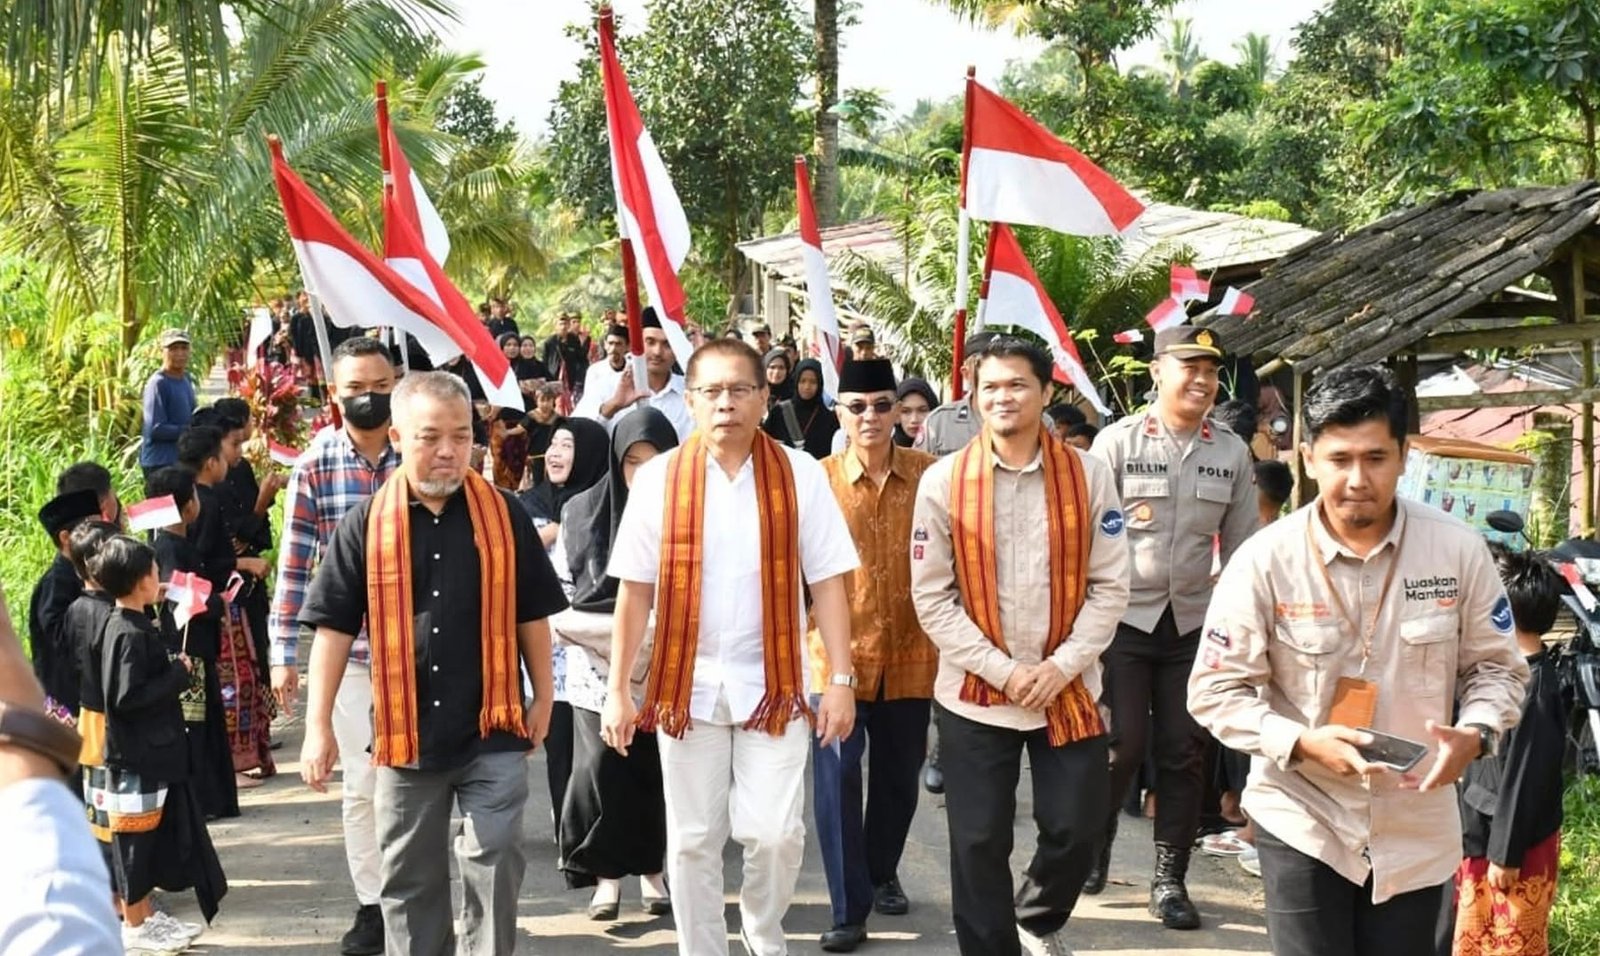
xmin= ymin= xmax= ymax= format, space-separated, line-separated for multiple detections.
xmin=373 ymin=750 xmax=530 ymax=956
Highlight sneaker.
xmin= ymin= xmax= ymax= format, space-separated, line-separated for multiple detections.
xmin=1019 ymin=925 xmax=1076 ymax=956
xmin=340 ymin=904 xmax=385 ymax=956
xmin=121 ymin=921 xmax=186 ymax=956
xmin=146 ymin=911 xmax=204 ymax=942
xmin=1239 ymin=846 xmax=1261 ymax=878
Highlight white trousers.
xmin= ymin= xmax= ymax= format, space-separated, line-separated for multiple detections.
xmin=658 ymin=707 xmax=810 ymax=956
xmin=332 ymin=662 xmax=381 ymax=906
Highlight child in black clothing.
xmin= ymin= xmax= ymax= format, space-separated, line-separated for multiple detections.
xmin=83 ymin=535 xmax=225 ymax=955
xmin=1439 ymin=543 xmax=1566 ymax=956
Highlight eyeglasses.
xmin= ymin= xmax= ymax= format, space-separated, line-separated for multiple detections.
xmin=841 ymin=398 xmax=897 ymax=416
xmin=690 ymin=383 xmax=760 ymax=400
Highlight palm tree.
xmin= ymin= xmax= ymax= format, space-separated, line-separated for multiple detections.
xmin=1233 ymin=32 xmax=1276 ymax=88
xmin=1157 ymin=17 xmax=1205 ymax=97
xmin=814 ymin=0 xmax=841 ymax=227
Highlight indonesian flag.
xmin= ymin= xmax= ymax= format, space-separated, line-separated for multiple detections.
xmin=980 ymin=224 xmax=1110 ymax=415
xmin=166 ymin=571 xmax=212 ymax=629
xmin=795 ymin=157 xmax=842 ymax=399
xmin=1145 ymin=296 xmax=1188 ymax=332
xmin=127 ymin=495 xmax=181 ymax=533
xmin=1217 ymin=286 xmax=1256 ymax=317
xmin=1113 ymin=328 xmax=1144 ymax=344
xmin=962 ymin=79 xmax=1144 ymax=236
xmin=600 ymin=9 xmax=694 ymax=369
xmin=269 ymin=440 xmax=301 ymax=467
xmin=268 ymin=140 xmax=467 ymax=371
xmin=377 ymin=87 xmax=521 ymax=409
xmin=246 ymin=307 xmax=273 ymax=362
xmin=1171 ymin=264 xmax=1210 ymax=304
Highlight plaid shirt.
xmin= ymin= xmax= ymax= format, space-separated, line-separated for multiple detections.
xmin=268 ymin=426 xmax=400 ymax=667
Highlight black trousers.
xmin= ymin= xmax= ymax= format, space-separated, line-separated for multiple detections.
xmin=1256 ymin=826 xmax=1447 ymax=956
xmin=1103 ymin=608 xmax=1207 ymax=846
xmin=937 ymin=703 xmax=1108 ymax=956
xmin=812 ymin=695 xmax=930 ymax=926
xmin=544 ymin=701 xmax=574 ymax=826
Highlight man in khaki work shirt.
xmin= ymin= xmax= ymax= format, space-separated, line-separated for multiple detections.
xmin=1086 ymin=324 xmax=1256 ymax=929
xmin=807 ymin=358 xmax=938 ymax=953
xmin=912 ymin=336 xmax=1129 ymax=956
xmin=1189 ymin=365 xmax=1527 ymax=956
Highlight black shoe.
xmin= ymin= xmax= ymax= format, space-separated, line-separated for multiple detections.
xmin=820 ymin=924 xmax=868 ymax=952
xmin=587 ymin=898 xmax=620 ymax=921
xmin=874 ymin=878 xmax=909 ymax=916
xmin=1148 ymin=843 xmax=1201 ymax=930
xmin=1082 ymin=815 xmax=1117 ymax=896
xmin=340 ymin=904 xmax=384 ymax=955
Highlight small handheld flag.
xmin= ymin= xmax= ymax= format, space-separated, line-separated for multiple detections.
xmin=1145 ymin=297 xmax=1188 ymax=333
xmin=1170 ymin=264 xmax=1210 ymax=304
xmin=269 ymin=441 xmax=301 ymax=468
xmin=1113 ymin=329 xmax=1144 ymax=345
xmin=166 ymin=571 xmax=212 ymax=629
xmin=1217 ymin=287 xmax=1255 ymax=317
xmin=127 ymin=495 xmax=181 ymax=532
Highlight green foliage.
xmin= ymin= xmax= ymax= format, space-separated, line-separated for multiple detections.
xmin=937 ymin=0 xmax=1179 ymax=70
xmin=1553 ymin=775 xmax=1600 ymax=954
xmin=436 ymin=76 xmax=517 ymax=151
xmin=546 ymin=0 xmax=810 ymax=289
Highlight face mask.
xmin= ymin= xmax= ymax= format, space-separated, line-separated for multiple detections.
xmin=342 ymin=391 xmax=391 ymax=430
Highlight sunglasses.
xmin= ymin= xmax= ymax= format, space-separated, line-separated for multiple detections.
xmin=841 ymin=398 xmax=897 ymax=416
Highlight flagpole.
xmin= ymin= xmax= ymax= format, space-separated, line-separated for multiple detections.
xmin=974 ymin=220 xmax=1000 ymax=332
xmin=601 ymin=4 xmax=649 ymax=393
xmin=952 ymin=66 xmax=976 ymax=401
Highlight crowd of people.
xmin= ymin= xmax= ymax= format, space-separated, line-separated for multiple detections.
xmin=1 ymin=298 xmax=1569 ymax=956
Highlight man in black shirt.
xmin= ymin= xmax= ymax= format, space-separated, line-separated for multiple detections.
xmin=27 ymin=487 xmax=104 ymax=714
xmin=543 ymin=310 xmax=591 ymax=400
xmin=300 ymin=370 xmax=565 ymax=956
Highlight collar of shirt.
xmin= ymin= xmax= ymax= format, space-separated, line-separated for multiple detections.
xmin=1308 ymin=497 xmax=1408 ymax=566
xmin=991 ymin=444 xmax=1044 ymax=475
xmin=839 ymin=443 xmax=916 ymax=485
xmin=652 ymin=374 xmax=686 ymax=398
xmin=332 ymin=428 xmax=400 ymax=472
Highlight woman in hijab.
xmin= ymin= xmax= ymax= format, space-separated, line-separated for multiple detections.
xmin=763 ymin=347 xmax=794 ymax=408
xmin=549 ymin=408 xmax=678 ymax=920
xmin=762 ymin=357 xmax=838 ymax=458
xmin=515 ymin=334 xmax=553 ymax=393
xmin=893 ymin=377 xmax=938 ymax=448
xmin=515 ymin=416 xmax=609 ymax=829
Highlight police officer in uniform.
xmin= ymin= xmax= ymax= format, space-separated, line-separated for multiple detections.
xmin=1086 ymin=325 xmax=1256 ymax=929
xmin=919 ymin=332 xmax=998 ymax=457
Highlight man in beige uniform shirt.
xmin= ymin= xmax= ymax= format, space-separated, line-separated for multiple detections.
xmin=1086 ymin=325 xmax=1256 ymax=929
xmin=1189 ymin=366 xmax=1527 ymax=956
xmin=912 ymin=337 xmax=1130 ymax=956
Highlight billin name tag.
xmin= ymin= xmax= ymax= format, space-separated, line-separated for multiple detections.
xmin=1329 ymin=676 xmax=1379 ymax=728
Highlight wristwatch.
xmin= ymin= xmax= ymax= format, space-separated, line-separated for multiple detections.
xmin=1465 ymin=722 xmax=1499 ymax=759
xmin=0 ymin=699 xmax=81 ymax=777
xmin=828 ymin=673 xmax=858 ymax=690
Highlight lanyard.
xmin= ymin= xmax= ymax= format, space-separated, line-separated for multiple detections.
xmin=1305 ymin=516 xmax=1403 ymax=676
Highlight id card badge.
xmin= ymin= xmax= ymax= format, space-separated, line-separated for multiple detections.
xmin=1329 ymin=677 xmax=1379 ymax=728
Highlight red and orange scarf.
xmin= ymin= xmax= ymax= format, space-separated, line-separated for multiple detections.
xmin=639 ymin=431 xmax=808 ymax=739
xmin=949 ymin=425 xmax=1103 ymax=746
xmin=365 ymin=469 xmax=523 ymax=767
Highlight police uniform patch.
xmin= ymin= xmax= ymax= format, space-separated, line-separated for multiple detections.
xmin=913 ymin=526 xmax=929 ymax=542
xmin=1204 ymin=626 xmax=1231 ymax=648
xmin=1202 ymin=645 xmax=1223 ymax=669
xmin=1100 ymin=509 xmax=1125 ymax=537
xmin=913 ymin=545 xmax=925 ymax=561
xmin=1133 ymin=502 xmax=1153 ymax=522
xmin=1490 ymin=594 xmax=1514 ymax=633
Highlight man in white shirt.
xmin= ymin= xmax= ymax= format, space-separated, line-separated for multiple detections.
xmin=573 ymin=323 xmax=630 ymax=422
xmin=603 ymin=337 xmax=861 ymax=956
xmin=574 ymin=308 xmax=693 ymax=441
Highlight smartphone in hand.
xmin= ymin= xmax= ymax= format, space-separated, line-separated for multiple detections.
xmin=1355 ymin=728 xmax=1429 ymax=772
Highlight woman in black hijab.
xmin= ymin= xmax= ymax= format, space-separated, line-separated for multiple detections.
xmin=762 ymin=357 xmax=838 ymax=458
xmin=550 ymin=408 xmax=678 ymax=919
xmin=893 ymin=376 xmax=938 ymax=448
xmin=514 ymin=415 xmax=608 ymax=834
xmin=763 ymin=347 xmax=794 ymax=408
xmin=517 ymin=417 xmax=610 ymax=548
